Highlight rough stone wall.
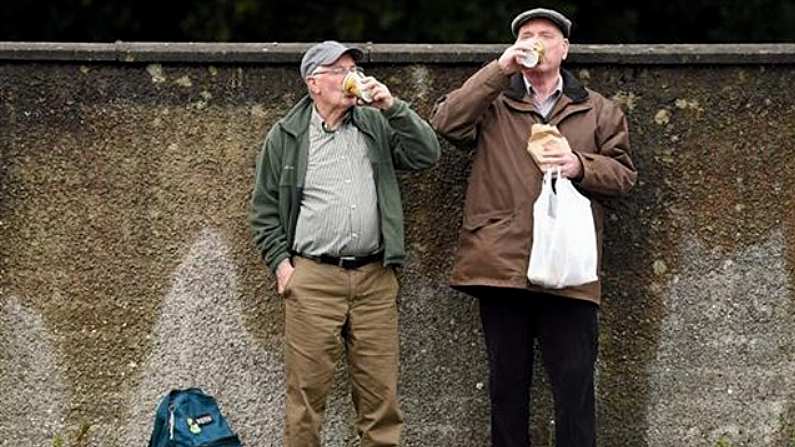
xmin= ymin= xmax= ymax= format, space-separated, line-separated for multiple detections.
xmin=0 ymin=48 xmax=793 ymax=447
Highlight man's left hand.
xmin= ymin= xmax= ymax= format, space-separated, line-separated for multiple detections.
xmin=543 ymin=149 xmax=583 ymax=180
xmin=362 ymin=77 xmax=395 ymax=110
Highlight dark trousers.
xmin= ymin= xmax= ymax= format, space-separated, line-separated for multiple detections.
xmin=478 ymin=289 xmax=599 ymax=447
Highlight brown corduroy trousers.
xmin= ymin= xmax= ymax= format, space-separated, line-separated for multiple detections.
xmin=282 ymin=256 xmax=403 ymax=447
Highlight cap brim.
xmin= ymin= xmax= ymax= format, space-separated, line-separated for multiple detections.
xmin=320 ymin=46 xmax=364 ymax=66
xmin=344 ymin=47 xmax=365 ymax=61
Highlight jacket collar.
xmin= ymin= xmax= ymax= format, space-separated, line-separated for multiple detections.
xmin=279 ymin=95 xmax=376 ymax=140
xmin=560 ymin=69 xmax=589 ymax=103
xmin=279 ymin=95 xmax=314 ymax=137
xmin=504 ymin=68 xmax=589 ymax=105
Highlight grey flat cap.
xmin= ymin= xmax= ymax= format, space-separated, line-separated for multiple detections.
xmin=300 ymin=40 xmax=364 ymax=79
xmin=511 ymin=8 xmax=572 ymax=38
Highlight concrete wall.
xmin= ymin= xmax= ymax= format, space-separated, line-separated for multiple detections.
xmin=0 ymin=43 xmax=793 ymax=447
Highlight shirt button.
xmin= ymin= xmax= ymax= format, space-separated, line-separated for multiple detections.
xmin=351 ymin=204 xmax=357 ymax=209
xmin=345 ymin=179 xmax=352 ymax=184
xmin=352 ymin=233 xmax=359 ymax=238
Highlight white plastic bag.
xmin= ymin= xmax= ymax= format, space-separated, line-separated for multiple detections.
xmin=526 ymin=168 xmax=598 ymax=289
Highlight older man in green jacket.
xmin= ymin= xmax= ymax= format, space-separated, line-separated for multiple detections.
xmin=249 ymin=40 xmax=440 ymax=447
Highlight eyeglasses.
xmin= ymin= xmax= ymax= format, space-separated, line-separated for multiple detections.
xmin=311 ymin=65 xmax=364 ymax=77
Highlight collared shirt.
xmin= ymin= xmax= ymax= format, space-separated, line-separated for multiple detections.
xmin=292 ymin=107 xmax=381 ymax=257
xmin=523 ymin=74 xmax=564 ymax=118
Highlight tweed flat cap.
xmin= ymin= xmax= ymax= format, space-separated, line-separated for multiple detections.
xmin=511 ymin=8 xmax=572 ymax=38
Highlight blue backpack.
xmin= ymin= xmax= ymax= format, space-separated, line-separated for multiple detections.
xmin=148 ymin=388 xmax=242 ymax=447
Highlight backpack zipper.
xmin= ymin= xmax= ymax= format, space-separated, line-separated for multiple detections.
xmin=199 ymin=435 xmax=242 ymax=447
xmin=169 ymin=403 xmax=175 ymax=440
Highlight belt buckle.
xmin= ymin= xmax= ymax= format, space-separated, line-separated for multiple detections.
xmin=339 ymin=256 xmax=356 ymax=268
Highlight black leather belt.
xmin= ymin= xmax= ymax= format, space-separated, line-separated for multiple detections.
xmin=300 ymin=252 xmax=383 ymax=270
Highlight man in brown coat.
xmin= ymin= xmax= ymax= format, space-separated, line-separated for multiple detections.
xmin=431 ymin=8 xmax=637 ymax=447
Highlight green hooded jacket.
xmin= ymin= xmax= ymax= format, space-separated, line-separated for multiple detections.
xmin=250 ymin=96 xmax=441 ymax=272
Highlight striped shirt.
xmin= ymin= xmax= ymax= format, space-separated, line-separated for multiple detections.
xmin=523 ymin=74 xmax=564 ymax=118
xmin=292 ymin=107 xmax=382 ymax=257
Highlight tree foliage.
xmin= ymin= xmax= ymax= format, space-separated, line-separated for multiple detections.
xmin=2 ymin=0 xmax=794 ymax=43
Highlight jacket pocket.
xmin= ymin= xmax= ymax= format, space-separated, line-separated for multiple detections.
xmin=282 ymin=259 xmax=302 ymax=299
xmin=454 ymin=209 xmax=527 ymax=283
xmin=462 ymin=210 xmax=514 ymax=232
xmin=279 ymin=165 xmax=296 ymax=186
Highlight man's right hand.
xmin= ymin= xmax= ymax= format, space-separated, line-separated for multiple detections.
xmin=276 ymin=259 xmax=295 ymax=295
xmin=498 ymin=41 xmax=535 ymax=75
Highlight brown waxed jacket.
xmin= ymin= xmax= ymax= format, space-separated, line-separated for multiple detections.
xmin=431 ymin=60 xmax=637 ymax=305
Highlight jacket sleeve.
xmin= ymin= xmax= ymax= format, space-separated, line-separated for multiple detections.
xmin=382 ymin=99 xmax=441 ymax=171
xmin=249 ymin=127 xmax=291 ymax=273
xmin=575 ymin=98 xmax=637 ymax=197
xmin=430 ymin=60 xmax=512 ymax=149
